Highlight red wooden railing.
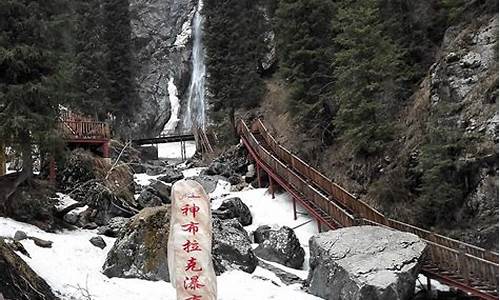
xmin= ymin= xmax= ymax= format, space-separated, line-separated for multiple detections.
xmin=238 ymin=118 xmax=499 ymax=299
xmin=57 ymin=111 xmax=110 ymax=141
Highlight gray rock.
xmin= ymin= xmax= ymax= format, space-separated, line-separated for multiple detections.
xmin=30 ymin=237 xmax=53 ymax=248
xmin=13 ymin=231 xmax=27 ymax=241
xmin=90 ymin=236 xmax=107 ymax=249
xmin=137 ymin=188 xmax=163 ymax=208
xmin=212 ymin=218 xmax=257 ymax=274
xmin=253 ymin=225 xmax=272 ymax=244
xmin=190 ymin=175 xmax=223 ymax=193
xmin=63 ymin=211 xmax=78 ymax=225
xmin=213 ymin=197 xmax=252 ymax=226
xmin=157 ymin=169 xmax=184 ymax=183
xmin=308 ymin=226 xmax=427 ymax=300
xmin=83 ymin=222 xmax=98 ymax=230
xmin=102 ymin=206 xmax=170 ymax=281
xmin=149 ymin=179 xmax=172 ymax=202
xmin=254 ymin=226 xmax=304 ymax=269
xmin=97 ymin=217 xmax=130 ymax=238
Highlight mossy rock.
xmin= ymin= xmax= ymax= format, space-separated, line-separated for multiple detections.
xmin=102 ymin=206 xmax=171 ymax=281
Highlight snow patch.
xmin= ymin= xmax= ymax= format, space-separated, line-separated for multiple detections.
xmin=162 ymin=78 xmax=181 ymax=135
xmin=157 ymin=141 xmax=196 ymax=159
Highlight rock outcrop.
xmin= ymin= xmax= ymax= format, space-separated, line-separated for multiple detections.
xmin=128 ymin=0 xmax=197 ymax=137
xmin=212 ymin=218 xmax=258 ymax=274
xmin=0 ymin=240 xmax=60 ymax=300
xmin=308 ymin=226 xmax=426 ymax=300
xmin=102 ymin=206 xmax=171 ymax=281
xmin=253 ymin=226 xmax=304 ymax=269
xmin=212 ymin=197 xmax=252 ymax=226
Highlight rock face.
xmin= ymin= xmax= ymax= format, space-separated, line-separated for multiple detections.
xmin=254 ymin=226 xmax=304 ymax=269
xmin=0 ymin=240 xmax=60 ymax=300
xmin=212 ymin=218 xmax=258 ymax=274
xmin=308 ymin=226 xmax=427 ymax=300
xmin=102 ymin=206 xmax=171 ymax=281
xmin=128 ymin=0 xmax=197 ymax=137
xmin=212 ymin=197 xmax=252 ymax=226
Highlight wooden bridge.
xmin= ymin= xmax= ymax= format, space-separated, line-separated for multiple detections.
xmin=237 ymin=118 xmax=499 ymax=300
xmin=132 ymin=126 xmax=214 ymax=159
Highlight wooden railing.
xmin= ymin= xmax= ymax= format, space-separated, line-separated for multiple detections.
xmin=58 ymin=120 xmax=110 ymax=140
xmin=238 ymin=118 xmax=499 ymax=298
xmin=240 ymin=120 xmax=356 ymax=227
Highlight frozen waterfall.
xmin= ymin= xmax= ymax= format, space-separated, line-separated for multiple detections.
xmin=182 ymin=0 xmax=206 ymax=131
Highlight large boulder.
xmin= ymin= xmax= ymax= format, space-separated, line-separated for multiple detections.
xmin=0 ymin=240 xmax=60 ymax=300
xmin=102 ymin=206 xmax=171 ymax=281
xmin=308 ymin=226 xmax=427 ymax=300
xmin=212 ymin=197 xmax=252 ymax=226
xmin=254 ymin=226 xmax=304 ymax=269
xmin=212 ymin=218 xmax=258 ymax=274
xmin=97 ymin=217 xmax=130 ymax=238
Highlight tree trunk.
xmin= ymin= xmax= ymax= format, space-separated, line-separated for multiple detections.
xmin=230 ymin=106 xmax=237 ymax=139
xmin=1 ymin=130 xmax=33 ymax=214
xmin=19 ymin=129 xmax=33 ymax=179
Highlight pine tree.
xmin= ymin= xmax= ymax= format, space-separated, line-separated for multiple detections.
xmin=102 ymin=0 xmax=138 ymax=131
xmin=274 ymin=0 xmax=335 ymax=136
xmin=204 ymin=0 xmax=267 ymax=141
xmin=333 ymin=0 xmax=402 ymax=155
xmin=0 ymin=0 xmax=69 ymax=178
xmin=73 ymin=0 xmax=109 ymax=119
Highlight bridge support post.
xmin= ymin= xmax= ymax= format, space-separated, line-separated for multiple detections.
xmin=269 ymin=176 xmax=275 ymax=199
xmin=292 ymin=197 xmax=297 ymax=220
xmin=102 ymin=141 xmax=110 ymax=159
xmin=426 ymin=276 xmax=431 ymax=293
xmin=180 ymin=140 xmax=186 ymax=160
xmin=317 ymin=220 xmax=322 ymax=233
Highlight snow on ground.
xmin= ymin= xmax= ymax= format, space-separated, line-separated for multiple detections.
xmin=0 ymin=213 xmax=320 ymax=299
xmin=158 ymin=141 xmax=196 ymax=159
xmin=211 ymin=185 xmax=317 ymax=272
xmin=180 ymin=166 xmax=206 ymax=178
xmin=133 ymin=173 xmax=164 ymax=187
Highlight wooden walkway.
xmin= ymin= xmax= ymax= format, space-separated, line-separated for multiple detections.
xmin=237 ymin=118 xmax=499 ymax=300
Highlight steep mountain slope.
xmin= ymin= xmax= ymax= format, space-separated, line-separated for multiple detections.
xmin=253 ymin=4 xmax=498 ymax=249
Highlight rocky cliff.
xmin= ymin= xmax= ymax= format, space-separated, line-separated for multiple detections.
xmin=128 ymin=0 xmax=197 ymax=138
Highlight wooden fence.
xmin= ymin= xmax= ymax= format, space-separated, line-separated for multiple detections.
xmin=58 ymin=120 xmax=110 ymax=140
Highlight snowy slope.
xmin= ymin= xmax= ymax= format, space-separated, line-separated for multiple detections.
xmin=0 ymin=178 xmax=321 ymax=299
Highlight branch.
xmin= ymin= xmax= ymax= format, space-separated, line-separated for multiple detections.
xmin=105 ymin=141 xmax=132 ymax=180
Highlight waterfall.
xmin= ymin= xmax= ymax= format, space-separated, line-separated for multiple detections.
xmin=183 ymin=0 xmax=206 ymax=132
